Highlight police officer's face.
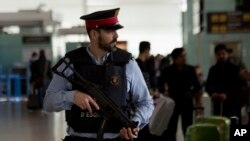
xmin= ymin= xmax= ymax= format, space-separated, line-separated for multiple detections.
xmin=97 ymin=29 xmax=118 ymax=52
xmin=216 ymin=49 xmax=228 ymax=62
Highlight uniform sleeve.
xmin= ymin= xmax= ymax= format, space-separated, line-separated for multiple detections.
xmin=43 ymin=58 xmax=76 ymax=112
xmin=126 ymin=59 xmax=154 ymax=129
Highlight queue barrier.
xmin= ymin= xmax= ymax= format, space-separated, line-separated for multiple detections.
xmin=186 ymin=116 xmax=231 ymax=141
xmin=0 ymin=74 xmax=22 ymax=100
xmin=186 ymin=123 xmax=221 ymax=141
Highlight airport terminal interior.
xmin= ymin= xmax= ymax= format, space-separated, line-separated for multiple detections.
xmin=0 ymin=0 xmax=250 ymax=141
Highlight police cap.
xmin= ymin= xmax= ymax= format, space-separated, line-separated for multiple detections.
xmin=80 ymin=8 xmax=123 ymax=30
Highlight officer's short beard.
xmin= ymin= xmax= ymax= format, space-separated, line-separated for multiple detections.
xmin=98 ymin=36 xmax=117 ymax=52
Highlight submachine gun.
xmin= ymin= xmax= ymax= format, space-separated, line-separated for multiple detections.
xmin=52 ymin=57 xmax=138 ymax=141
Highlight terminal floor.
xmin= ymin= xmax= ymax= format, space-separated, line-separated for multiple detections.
xmin=0 ymin=101 xmax=184 ymax=141
xmin=0 ymin=101 xmax=67 ymax=141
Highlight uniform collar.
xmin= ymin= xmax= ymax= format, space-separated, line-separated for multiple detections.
xmin=86 ymin=46 xmax=110 ymax=65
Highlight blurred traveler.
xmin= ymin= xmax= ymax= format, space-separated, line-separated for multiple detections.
xmin=159 ymin=47 xmax=200 ymax=141
xmin=205 ymin=44 xmax=244 ymax=120
xmin=136 ymin=41 xmax=151 ymax=89
xmin=32 ymin=50 xmax=52 ymax=109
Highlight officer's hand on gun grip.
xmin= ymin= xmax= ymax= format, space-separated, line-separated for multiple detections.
xmin=212 ymin=93 xmax=227 ymax=101
xmin=218 ymin=93 xmax=227 ymax=101
xmin=73 ymin=90 xmax=100 ymax=113
xmin=211 ymin=93 xmax=219 ymax=99
xmin=119 ymin=127 xmax=140 ymax=140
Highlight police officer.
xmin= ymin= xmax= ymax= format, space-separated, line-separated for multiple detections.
xmin=43 ymin=8 xmax=154 ymax=141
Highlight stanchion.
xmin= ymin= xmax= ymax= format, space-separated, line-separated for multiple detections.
xmin=13 ymin=74 xmax=21 ymax=100
xmin=6 ymin=74 xmax=21 ymax=101
xmin=0 ymin=74 xmax=7 ymax=98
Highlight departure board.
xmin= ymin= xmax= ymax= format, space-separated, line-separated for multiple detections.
xmin=207 ymin=11 xmax=250 ymax=33
xmin=22 ymin=36 xmax=51 ymax=44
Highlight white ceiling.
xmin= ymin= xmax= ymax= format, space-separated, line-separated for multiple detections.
xmin=0 ymin=0 xmax=182 ymax=27
xmin=0 ymin=0 xmax=183 ymax=55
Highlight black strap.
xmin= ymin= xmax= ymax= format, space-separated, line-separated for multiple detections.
xmin=97 ymin=119 xmax=108 ymax=141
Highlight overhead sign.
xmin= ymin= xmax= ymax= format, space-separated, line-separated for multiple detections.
xmin=207 ymin=11 xmax=250 ymax=33
xmin=22 ymin=36 xmax=51 ymax=44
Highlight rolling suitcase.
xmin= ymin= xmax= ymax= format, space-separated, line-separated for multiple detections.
xmin=149 ymin=95 xmax=175 ymax=136
xmin=195 ymin=116 xmax=230 ymax=141
xmin=186 ymin=123 xmax=220 ymax=141
xmin=27 ymin=89 xmax=40 ymax=110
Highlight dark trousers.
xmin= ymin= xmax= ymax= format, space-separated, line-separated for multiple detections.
xmin=137 ymin=125 xmax=164 ymax=141
xmin=63 ymin=136 xmax=135 ymax=141
xmin=249 ymin=112 xmax=250 ymax=125
xmin=213 ymin=100 xmax=241 ymax=123
xmin=164 ymin=104 xmax=193 ymax=141
xmin=36 ymin=81 xmax=50 ymax=109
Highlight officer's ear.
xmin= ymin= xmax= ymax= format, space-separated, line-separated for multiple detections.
xmin=89 ymin=29 xmax=100 ymax=40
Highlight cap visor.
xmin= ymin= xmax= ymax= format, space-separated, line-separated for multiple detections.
xmin=100 ymin=24 xmax=124 ymax=30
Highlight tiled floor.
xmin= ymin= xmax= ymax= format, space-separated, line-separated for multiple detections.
xmin=0 ymin=101 xmax=67 ymax=141
xmin=0 ymin=101 xmax=185 ymax=141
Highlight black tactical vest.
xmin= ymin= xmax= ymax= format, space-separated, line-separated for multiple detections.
xmin=65 ymin=47 xmax=132 ymax=133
